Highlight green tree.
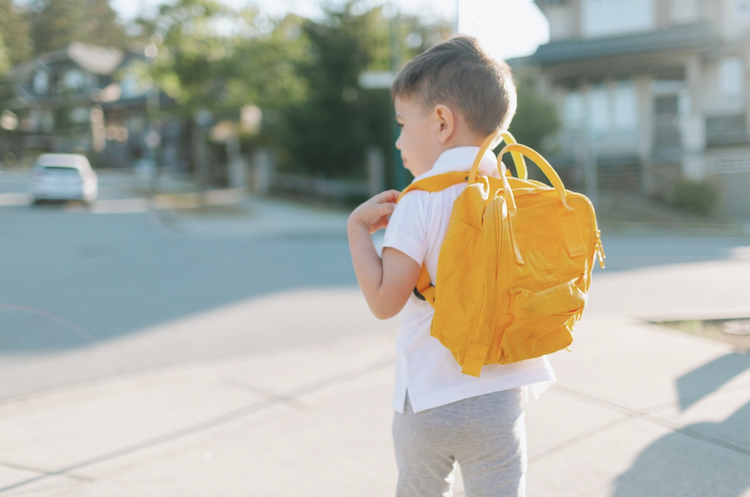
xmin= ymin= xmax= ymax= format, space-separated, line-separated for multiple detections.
xmin=507 ymin=69 xmax=559 ymax=153
xmin=141 ymin=1 xmax=309 ymax=121
xmin=138 ymin=0 xmax=311 ymax=179
xmin=280 ymin=3 xmax=387 ymax=178
xmin=29 ymin=0 xmax=127 ymax=54
xmin=135 ymin=0 xmax=446 ymax=186
xmin=0 ymin=35 xmax=10 ymax=75
xmin=143 ymin=0 xmax=240 ymax=117
xmin=82 ymin=0 xmax=128 ymax=48
xmin=228 ymin=14 xmax=310 ymax=118
xmin=29 ymin=0 xmax=88 ymax=54
xmin=0 ymin=0 xmax=32 ymax=65
xmin=277 ymin=2 xmax=448 ymax=184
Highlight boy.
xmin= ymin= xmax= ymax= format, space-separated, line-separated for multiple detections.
xmin=347 ymin=36 xmax=555 ymax=497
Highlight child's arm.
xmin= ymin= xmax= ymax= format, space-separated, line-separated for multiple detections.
xmin=347 ymin=190 xmax=421 ymax=320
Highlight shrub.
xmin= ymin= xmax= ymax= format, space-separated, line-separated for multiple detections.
xmin=672 ymin=178 xmax=720 ymax=215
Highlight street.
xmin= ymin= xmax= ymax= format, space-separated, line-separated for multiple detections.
xmin=1 ymin=168 xmax=366 ymax=400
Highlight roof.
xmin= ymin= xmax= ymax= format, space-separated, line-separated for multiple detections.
xmin=531 ymin=21 xmax=718 ymax=65
xmin=5 ymin=60 xmax=47 ymax=81
xmin=7 ymin=43 xmax=127 ymax=79
xmin=61 ymin=42 xmax=126 ymax=75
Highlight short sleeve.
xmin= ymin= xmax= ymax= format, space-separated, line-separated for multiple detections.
xmin=382 ymin=191 xmax=428 ymax=266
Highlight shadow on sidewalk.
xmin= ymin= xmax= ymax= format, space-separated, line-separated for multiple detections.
xmin=677 ymin=352 xmax=750 ymax=411
xmin=612 ymin=352 xmax=750 ymax=497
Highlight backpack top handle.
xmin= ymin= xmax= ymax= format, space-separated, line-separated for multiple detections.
xmin=496 ymin=143 xmax=570 ymax=210
xmin=467 ymin=131 xmax=527 ymax=185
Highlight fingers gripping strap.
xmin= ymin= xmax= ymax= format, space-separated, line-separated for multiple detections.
xmin=461 ymin=343 xmax=489 ymax=377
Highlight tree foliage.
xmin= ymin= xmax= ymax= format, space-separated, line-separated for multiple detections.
xmin=279 ymin=4 xmax=387 ymax=178
xmin=508 ymin=68 xmax=559 ymax=153
xmin=82 ymin=0 xmax=129 ymax=49
xmin=279 ymin=2 xmax=448 ymax=180
xmin=132 ymin=0 xmax=449 ymax=182
xmin=0 ymin=35 xmax=10 ymax=75
xmin=0 ymin=0 xmax=31 ymax=66
xmin=141 ymin=0 xmax=233 ymax=116
xmin=29 ymin=0 xmax=127 ymax=54
xmin=138 ymin=0 xmax=308 ymax=121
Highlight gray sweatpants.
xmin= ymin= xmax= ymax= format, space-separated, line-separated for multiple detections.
xmin=392 ymin=388 xmax=526 ymax=497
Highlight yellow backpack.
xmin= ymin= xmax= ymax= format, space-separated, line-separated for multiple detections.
xmin=397 ymin=131 xmax=605 ymax=377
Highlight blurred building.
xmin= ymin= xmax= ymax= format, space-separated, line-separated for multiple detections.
xmin=532 ymin=0 xmax=750 ymax=217
xmin=2 ymin=42 xmax=188 ymax=171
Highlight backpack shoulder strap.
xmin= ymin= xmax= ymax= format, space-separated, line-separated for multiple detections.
xmin=396 ymin=171 xmax=469 ymax=202
xmin=395 ymin=171 xmax=469 ymax=308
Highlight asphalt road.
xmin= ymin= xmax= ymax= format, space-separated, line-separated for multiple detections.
xmin=1 ymin=167 xmax=749 ymax=402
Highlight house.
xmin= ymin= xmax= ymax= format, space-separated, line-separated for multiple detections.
xmin=2 ymin=42 xmax=186 ymax=171
xmin=531 ymin=0 xmax=750 ymax=217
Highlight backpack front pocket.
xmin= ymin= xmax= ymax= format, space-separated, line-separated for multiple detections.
xmin=494 ymin=279 xmax=586 ymax=364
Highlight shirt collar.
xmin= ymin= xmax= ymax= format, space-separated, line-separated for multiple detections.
xmin=412 ymin=146 xmax=499 ymax=182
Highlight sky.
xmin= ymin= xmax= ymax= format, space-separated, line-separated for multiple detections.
xmin=111 ymin=0 xmax=550 ymax=61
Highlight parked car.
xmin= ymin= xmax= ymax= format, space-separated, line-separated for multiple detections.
xmin=31 ymin=154 xmax=98 ymax=203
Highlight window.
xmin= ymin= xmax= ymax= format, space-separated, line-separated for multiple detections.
xmin=63 ymin=70 xmax=84 ymax=90
xmin=613 ymin=81 xmax=637 ymax=132
xmin=120 ymin=75 xmax=137 ymax=98
xmin=119 ymin=61 xmax=150 ymax=98
xmin=40 ymin=111 xmax=54 ymax=133
xmin=719 ymin=57 xmax=744 ymax=104
xmin=582 ymin=0 xmax=654 ymax=37
xmin=563 ymin=91 xmax=584 ymax=130
xmin=71 ymin=107 xmax=90 ymax=123
xmin=587 ymin=84 xmax=608 ymax=137
xmin=653 ymin=95 xmax=682 ymax=149
xmin=33 ymin=70 xmax=49 ymax=94
xmin=563 ymin=81 xmax=640 ymax=139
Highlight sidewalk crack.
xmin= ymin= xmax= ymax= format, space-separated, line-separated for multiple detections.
xmin=222 ymin=379 xmax=307 ymax=410
xmin=0 ymin=458 xmax=93 ymax=483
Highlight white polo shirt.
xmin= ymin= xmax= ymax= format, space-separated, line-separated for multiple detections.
xmin=383 ymin=146 xmax=556 ymax=414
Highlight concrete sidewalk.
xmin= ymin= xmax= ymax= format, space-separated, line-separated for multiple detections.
xmin=1 ymin=195 xmax=750 ymax=496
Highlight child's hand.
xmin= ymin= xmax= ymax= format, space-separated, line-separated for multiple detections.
xmin=348 ymin=190 xmax=400 ymax=234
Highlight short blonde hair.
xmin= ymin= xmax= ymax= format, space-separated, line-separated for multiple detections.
xmin=391 ymin=35 xmax=517 ymax=136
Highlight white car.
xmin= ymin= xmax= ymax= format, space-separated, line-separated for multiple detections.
xmin=31 ymin=153 xmax=98 ymax=203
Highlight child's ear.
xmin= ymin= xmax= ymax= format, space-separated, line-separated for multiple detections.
xmin=434 ymin=104 xmax=455 ymax=144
